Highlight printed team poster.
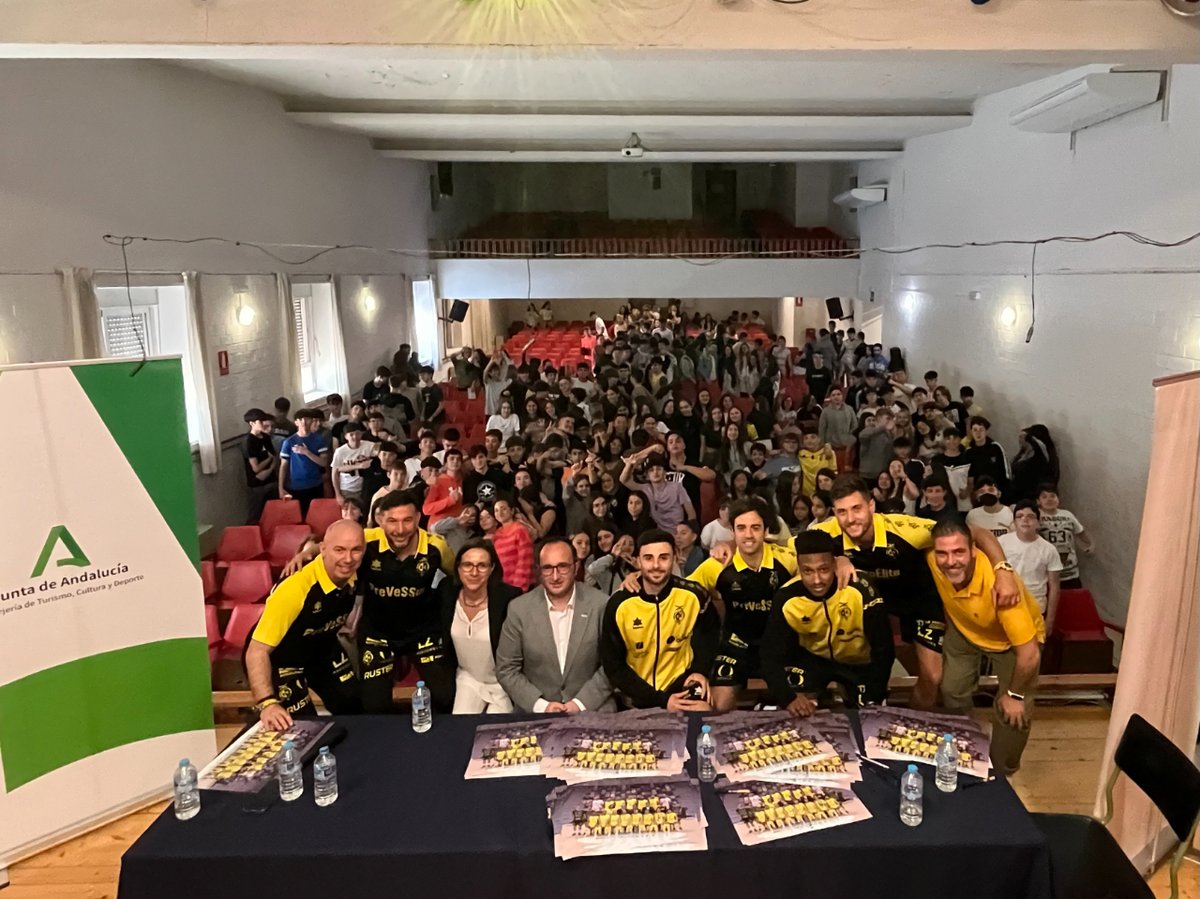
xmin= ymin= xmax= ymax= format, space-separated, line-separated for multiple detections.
xmin=198 ymin=720 xmax=334 ymax=793
xmin=539 ymin=719 xmax=687 ymax=783
xmin=708 ymin=715 xmax=834 ymax=782
xmin=860 ymin=707 xmax=991 ymax=778
xmin=718 ymin=780 xmax=872 ymax=846
xmin=757 ymin=712 xmax=862 ymax=787
xmin=464 ymin=720 xmax=551 ymax=779
xmin=548 ymin=776 xmax=707 ymax=860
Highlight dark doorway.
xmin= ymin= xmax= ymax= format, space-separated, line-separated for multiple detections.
xmin=704 ymin=169 xmax=738 ymax=233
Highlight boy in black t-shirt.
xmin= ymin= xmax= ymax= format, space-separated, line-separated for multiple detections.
xmin=243 ymin=408 xmax=279 ymax=523
xmin=418 ymin=366 xmax=444 ymax=423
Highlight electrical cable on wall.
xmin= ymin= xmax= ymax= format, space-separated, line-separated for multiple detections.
xmin=103 ymin=227 xmax=1200 ymax=347
xmin=115 ymin=236 xmax=149 ymax=377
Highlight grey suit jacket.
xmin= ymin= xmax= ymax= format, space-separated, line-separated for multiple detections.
xmin=495 ymin=584 xmax=615 ymax=712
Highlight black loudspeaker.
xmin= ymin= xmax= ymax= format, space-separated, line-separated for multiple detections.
xmin=448 ymin=299 xmax=469 ymax=322
xmin=437 ymin=162 xmax=454 ymax=197
xmin=825 ymin=296 xmax=846 ymax=320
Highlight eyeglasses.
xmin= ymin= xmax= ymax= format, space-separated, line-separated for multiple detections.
xmin=459 ymin=562 xmax=493 ymax=573
xmin=540 ymin=563 xmax=575 ymax=577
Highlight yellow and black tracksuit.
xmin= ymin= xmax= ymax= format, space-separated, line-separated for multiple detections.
xmin=689 ymin=543 xmax=797 ymax=687
xmin=600 ymin=576 xmax=720 ymax=708
xmin=357 ymin=527 xmax=455 ymax=712
xmin=810 ymin=513 xmax=945 ymax=652
xmin=760 ymin=574 xmax=894 ymax=708
xmin=250 ymin=555 xmax=360 ymax=717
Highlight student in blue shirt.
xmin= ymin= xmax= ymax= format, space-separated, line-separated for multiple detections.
xmin=278 ymin=408 xmax=331 ymax=516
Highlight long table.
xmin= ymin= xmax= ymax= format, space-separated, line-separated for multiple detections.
xmin=119 ymin=714 xmax=1051 ymax=899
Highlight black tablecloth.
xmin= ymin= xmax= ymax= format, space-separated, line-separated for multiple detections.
xmin=119 ymin=714 xmax=1051 ymax=899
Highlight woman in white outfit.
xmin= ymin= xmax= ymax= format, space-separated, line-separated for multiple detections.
xmin=438 ymin=539 xmax=520 ymax=714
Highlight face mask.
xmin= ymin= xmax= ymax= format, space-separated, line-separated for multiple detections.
xmin=980 ymin=494 xmax=1000 ymax=507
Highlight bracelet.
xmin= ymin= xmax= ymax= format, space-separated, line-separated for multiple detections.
xmin=1006 ymin=690 xmax=1025 ymax=702
xmin=994 ymin=561 xmax=1015 ymax=573
xmin=254 ymin=698 xmax=279 ymax=712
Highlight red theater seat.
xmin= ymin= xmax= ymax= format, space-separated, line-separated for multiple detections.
xmin=267 ymin=525 xmax=314 ymax=573
xmin=215 ymin=526 xmax=266 ymax=567
xmin=305 ymin=499 xmax=342 ymax=540
xmin=212 ymin=560 xmax=273 ymax=610
xmin=219 ymin=604 xmax=265 ymax=660
xmin=257 ymin=499 xmax=302 ymax=541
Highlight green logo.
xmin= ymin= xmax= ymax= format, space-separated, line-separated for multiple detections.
xmin=31 ymin=526 xmax=91 ymax=578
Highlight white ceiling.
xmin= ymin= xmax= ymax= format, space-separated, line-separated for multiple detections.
xmin=181 ymin=49 xmax=1075 ymax=161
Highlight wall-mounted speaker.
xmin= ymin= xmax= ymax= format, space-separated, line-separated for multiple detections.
xmin=448 ymin=299 xmax=469 ymax=322
xmin=437 ymin=162 xmax=454 ymax=197
xmin=825 ymin=296 xmax=847 ymax=320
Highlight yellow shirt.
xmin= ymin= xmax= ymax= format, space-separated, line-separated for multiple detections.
xmin=927 ymin=549 xmax=1045 ymax=652
xmin=798 ymin=447 xmax=838 ymax=497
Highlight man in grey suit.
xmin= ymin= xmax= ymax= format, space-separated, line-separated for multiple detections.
xmin=496 ymin=537 xmax=615 ymax=712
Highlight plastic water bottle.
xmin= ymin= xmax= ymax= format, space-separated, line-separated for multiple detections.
xmin=278 ymin=740 xmax=303 ymax=802
xmin=936 ymin=733 xmax=959 ymax=793
xmin=313 ymin=746 xmax=338 ymax=807
xmin=900 ymin=763 xmax=923 ymax=826
xmin=697 ymin=725 xmax=717 ymax=783
xmin=412 ymin=680 xmax=432 ymax=733
xmin=173 ymin=758 xmax=200 ymax=821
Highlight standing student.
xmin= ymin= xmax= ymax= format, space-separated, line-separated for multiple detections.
xmin=1036 ymin=484 xmax=1093 ymax=589
xmin=330 ymin=422 xmax=374 ymax=507
xmin=930 ymin=426 xmax=973 ymax=512
xmin=418 ymin=365 xmax=444 ymax=423
xmin=965 ymin=476 xmax=1014 ymax=537
xmin=278 ymin=409 xmax=331 ymax=516
xmin=242 ymin=408 xmax=278 ymax=523
xmin=999 ymin=501 xmax=1063 ymax=632
xmin=964 ymin=416 xmax=1010 ymax=499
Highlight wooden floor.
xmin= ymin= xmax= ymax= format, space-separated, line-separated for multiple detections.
xmin=3 ymin=710 xmax=1195 ymax=899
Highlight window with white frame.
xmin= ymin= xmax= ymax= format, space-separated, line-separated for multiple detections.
xmin=94 ymin=284 xmax=201 ymax=445
xmin=290 ymin=280 xmax=341 ymax=402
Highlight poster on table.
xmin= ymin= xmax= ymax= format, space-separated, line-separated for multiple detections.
xmin=200 ymin=720 xmax=335 ymax=793
xmin=464 ymin=720 xmax=552 ymax=779
xmin=548 ymin=775 xmax=707 ymax=860
xmin=717 ymin=779 xmax=872 ymax=846
xmin=707 ymin=713 xmax=834 ymax=782
xmin=756 ymin=712 xmax=862 ymax=787
xmin=539 ymin=716 xmax=688 ymax=783
xmin=0 ymin=359 xmax=214 ymax=866
xmin=860 ymin=707 xmax=991 ymax=778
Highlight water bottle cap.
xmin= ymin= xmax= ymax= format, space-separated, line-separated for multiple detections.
xmin=907 ymin=763 xmax=918 ymax=772
xmin=319 ymin=746 xmax=329 ymax=754
xmin=944 ymin=733 xmax=954 ymax=741
xmin=701 ymin=725 xmax=711 ymax=733
xmin=284 ymin=740 xmax=295 ymax=750
xmin=417 ymin=680 xmax=426 ymax=687
xmin=180 ymin=758 xmax=190 ymax=767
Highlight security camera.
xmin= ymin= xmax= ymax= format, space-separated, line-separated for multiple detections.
xmin=621 ymin=133 xmax=644 ymax=158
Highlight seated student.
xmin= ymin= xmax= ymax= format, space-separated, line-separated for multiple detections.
xmin=600 ymin=529 xmax=719 ymax=711
xmin=760 ymin=531 xmax=894 ymax=717
xmin=928 ymin=519 xmax=1044 ymax=775
xmin=245 ymin=520 xmax=365 ymax=730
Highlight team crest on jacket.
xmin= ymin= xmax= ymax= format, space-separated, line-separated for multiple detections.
xmin=673 ymin=607 xmax=684 ymax=622
xmin=416 ymin=557 xmax=430 ymax=575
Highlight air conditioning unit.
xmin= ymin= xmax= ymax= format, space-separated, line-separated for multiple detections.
xmin=833 ymin=186 xmax=887 ymax=210
xmin=1009 ymin=71 xmax=1163 ymax=134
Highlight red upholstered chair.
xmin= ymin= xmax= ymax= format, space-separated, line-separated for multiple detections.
xmin=205 ymin=605 xmax=222 ymax=664
xmin=1046 ymin=588 xmax=1114 ymax=673
xmin=732 ymin=395 xmax=755 ymax=417
xmin=699 ymin=479 xmax=720 ymax=527
xmin=212 ymin=560 xmax=274 ymax=610
xmin=219 ymin=604 xmax=264 ymax=660
xmin=266 ymin=525 xmax=314 ymax=573
xmin=215 ymin=526 xmax=267 ymax=568
xmin=257 ymin=499 xmax=302 ymax=541
xmin=201 ymin=559 xmax=220 ymax=603
xmin=305 ymin=499 xmax=342 ymax=540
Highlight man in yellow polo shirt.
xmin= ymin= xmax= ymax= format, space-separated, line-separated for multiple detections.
xmin=928 ymin=518 xmax=1045 ymax=775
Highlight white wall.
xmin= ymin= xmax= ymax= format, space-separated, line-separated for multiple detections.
xmin=438 ymin=258 xmax=859 ymax=301
xmin=856 ymin=64 xmax=1200 ymax=622
xmin=0 ymin=60 xmax=429 ymax=530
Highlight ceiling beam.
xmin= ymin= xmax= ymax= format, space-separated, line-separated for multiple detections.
xmin=377 ymin=149 xmax=902 ymax=162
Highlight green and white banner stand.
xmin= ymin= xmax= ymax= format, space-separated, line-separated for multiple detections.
xmin=0 ymin=358 xmax=214 ymax=865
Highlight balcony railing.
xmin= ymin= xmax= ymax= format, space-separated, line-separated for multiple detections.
xmin=431 ymin=236 xmax=858 ymax=260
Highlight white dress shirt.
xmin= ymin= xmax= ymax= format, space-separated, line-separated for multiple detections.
xmin=532 ymin=589 xmax=587 ymax=713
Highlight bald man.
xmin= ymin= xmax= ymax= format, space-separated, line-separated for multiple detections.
xmin=246 ymin=520 xmax=366 ymax=730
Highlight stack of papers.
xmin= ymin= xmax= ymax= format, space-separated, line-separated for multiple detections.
xmin=547 ymin=775 xmax=708 ymax=860
xmin=539 ymin=710 xmax=689 ymax=783
xmin=464 ymin=720 xmax=555 ymax=780
xmin=859 ymin=707 xmax=991 ymax=778
xmin=716 ymin=780 xmax=871 ymax=845
xmin=706 ymin=712 xmax=836 ymax=782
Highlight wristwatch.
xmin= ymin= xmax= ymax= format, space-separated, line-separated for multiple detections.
xmin=1006 ymin=690 xmax=1025 ymax=702
xmin=994 ymin=561 xmax=1015 ymax=573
